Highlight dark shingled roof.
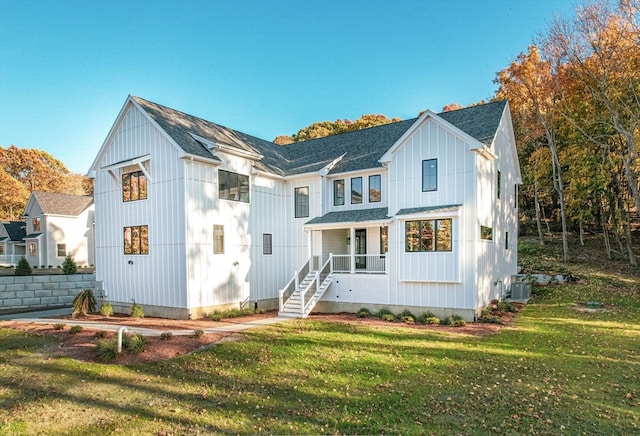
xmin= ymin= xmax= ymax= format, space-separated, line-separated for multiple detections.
xmin=131 ymin=96 xmax=506 ymax=177
xmin=305 ymin=207 xmax=390 ymax=226
xmin=438 ymin=100 xmax=506 ymax=146
xmin=132 ymin=97 xmax=290 ymax=176
xmin=25 ymin=233 xmax=42 ymax=239
xmin=396 ymin=204 xmax=462 ymax=216
xmin=31 ymin=191 xmax=93 ymax=217
xmin=2 ymin=221 xmax=26 ymax=242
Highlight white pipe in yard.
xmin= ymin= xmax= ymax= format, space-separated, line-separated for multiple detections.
xmin=117 ymin=326 xmax=128 ymax=353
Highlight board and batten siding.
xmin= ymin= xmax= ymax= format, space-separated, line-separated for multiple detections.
xmin=325 ymin=169 xmax=388 ymax=214
xmin=385 ymin=117 xmax=478 ymax=312
xmin=95 ymin=105 xmax=187 ymax=312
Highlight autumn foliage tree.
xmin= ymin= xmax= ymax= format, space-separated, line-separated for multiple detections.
xmin=274 ymin=114 xmax=401 ymax=144
xmin=0 ymin=145 xmax=92 ymax=220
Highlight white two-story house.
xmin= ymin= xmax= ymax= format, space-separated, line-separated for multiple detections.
xmin=89 ymin=95 xmax=520 ymax=320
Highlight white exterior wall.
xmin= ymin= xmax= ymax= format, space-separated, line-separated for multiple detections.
xmin=42 ymin=210 xmax=94 ymax=267
xmin=325 ymin=169 xmax=388 ymax=213
xmin=286 ymin=175 xmax=322 ymax=270
xmin=475 ymin=113 xmax=520 ymax=308
xmin=94 ymin=105 xmax=187 ymax=312
xmin=386 ymin=117 xmax=478 ymax=312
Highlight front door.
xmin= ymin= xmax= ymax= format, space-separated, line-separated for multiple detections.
xmin=355 ymin=229 xmax=367 ymax=270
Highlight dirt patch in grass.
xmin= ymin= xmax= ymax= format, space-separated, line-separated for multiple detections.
xmin=2 ymin=307 xmax=523 ymax=364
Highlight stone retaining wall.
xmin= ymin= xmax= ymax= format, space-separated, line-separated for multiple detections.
xmin=0 ymin=274 xmax=97 ymax=313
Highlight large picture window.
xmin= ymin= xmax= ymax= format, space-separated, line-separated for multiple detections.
xmin=405 ymin=219 xmax=452 ymax=252
xmin=124 ymin=225 xmax=149 ymax=255
xmin=351 ymin=177 xmax=362 ymax=204
xmin=294 ymin=187 xmax=309 ymax=218
xmin=219 ymin=169 xmax=250 ymax=203
xmin=333 ymin=179 xmax=345 ymax=206
xmin=213 ymin=225 xmax=224 ymax=254
xmin=422 ymin=159 xmax=438 ymax=192
xmin=122 ymin=171 xmax=148 ymax=202
xmin=369 ymin=175 xmax=381 ymax=203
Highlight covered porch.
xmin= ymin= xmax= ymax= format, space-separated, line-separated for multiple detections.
xmin=305 ymin=207 xmax=390 ymax=274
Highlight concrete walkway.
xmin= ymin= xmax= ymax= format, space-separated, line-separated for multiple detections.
xmin=0 ymin=307 xmax=292 ymax=336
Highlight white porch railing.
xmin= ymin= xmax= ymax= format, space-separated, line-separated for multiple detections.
xmin=0 ymin=255 xmax=22 ymax=267
xmin=331 ymin=254 xmax=387 ymax=274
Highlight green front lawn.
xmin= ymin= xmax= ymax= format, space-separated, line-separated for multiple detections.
xmin=1 ymin=239 xmax=638 ymax=434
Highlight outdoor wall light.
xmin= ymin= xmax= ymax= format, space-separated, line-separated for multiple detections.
xmin=128 ymin=260 xmax=133 ymax=265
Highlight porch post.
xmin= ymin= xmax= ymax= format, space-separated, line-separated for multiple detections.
xmin=307 ymin=230 xmax=313 ymax=269
xmin=350 ymin=227 xmax=356 ymax=273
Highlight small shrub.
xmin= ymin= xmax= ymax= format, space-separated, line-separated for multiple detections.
xmin=33 ymin=265 xmax=38 ymax=269
xmin=210 ymin=312 xmax=223 ymax=321
xmin=417 ymin=311 xmax=441 ymax=325
xmin=72 ymin=289 xmax=97 ymax=316
xmin=357 ymin=308 xmax=372 ymax=318
xmin=479 ymin=308 xmax=502 ymax=324
xmin=398 ymin=309 xmax=416 ymax=324
xmin=130 ymin=304 xmax=144 ymax=319
xmin=53 ymin=323 xmax=65 ymax=331
xmin=69 ymin=325 xmax=83 ymax=334
xmin=191 ymin=329 xmax=205 ymax=338
xmin=381 ymin=313 xmax=396 ymax=322
xmin=62 ymin=255 xmax=78 ymax=275
xmin=15 ymin=257 xmax=32 ymax=276
xmin=124 ymin=333 xmax=146 ymax=354
xmin=425 ymin=316 xmax=441 ymax=325
xmin=442 ymin=315 xmax=467 ymax=327
xmin=376 ymin=307 xmax=394 ymax=319
xmin=496 ymin=301 xmax=516 ymax=312
xmin=48 ymin=265 xmax=53 ymax=268
xmin=94 ymin=331 xmax=108 ymax=339
xmin=99 ymin=302 xmax=114 ymax=317
xmin=160 ymin=331 xmax=173 ymax=340
xmin=40 ymin=265 xmax=46 ymax=269
xmin=95 ymin=338 xmax=119 ymax=362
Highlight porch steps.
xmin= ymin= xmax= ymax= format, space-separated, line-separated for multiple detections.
xmin=279 ymin=271 xmax=333 ymax=318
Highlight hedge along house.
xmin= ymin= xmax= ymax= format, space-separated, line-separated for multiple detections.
xmin=89 ymin=96 xmax=521 ymax=320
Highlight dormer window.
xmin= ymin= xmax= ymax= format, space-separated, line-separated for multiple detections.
xmin=32 ymin=218 xmax=41 ymax=232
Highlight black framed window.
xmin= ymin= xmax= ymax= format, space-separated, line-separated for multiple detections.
xmin=294 ymin=187 xmax=309 ymax=218
xmin=334 ymin=179 xmax=345 ymax=206
xmin=263 ymin=233 xmax=273 ymax=255
xmin=422 ymin=159 xmax=438 ymax=192
xmin=369 ymin=175 xmax=381 ymax=203
xmin=505 ymin=231 xmax=509 ymax=250
xmin=219 ymin=169 xmax=250 ymax=203
xmin=351 ymin=177 xmax=362 ymax=204
xmin=405 ymin=219 xmax=452 ymax=252
xmin=122 ymin=171 xmax=148 ymax=202
xmin=497 ymin=170 xmax=501 ymax=199
xmin=124 ymin=225 xmax=149 ymax=255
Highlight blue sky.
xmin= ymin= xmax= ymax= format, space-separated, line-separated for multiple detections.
xmin=0 ymin=0 xmax=578 ymax=174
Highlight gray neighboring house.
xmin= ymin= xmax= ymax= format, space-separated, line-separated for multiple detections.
xmin=0 ymin=221 xmax=27 ymax=266
xmin=21 ymin=191 xmax=95 ymax=268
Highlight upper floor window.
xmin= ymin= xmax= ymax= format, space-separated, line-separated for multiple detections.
xmin=294 ymin=187 xmax=309 ymax=218
xmin=422 ymin=159 xmax=438 ymax=192
xmin=351 ymin=177 xmax=362 ymax=204
xmin=32 ymin=217 xmax=41 ymax=232
xmin=497 ymin=170 xmax=501 ymax=199
xmin=123 ymin=170 xmax=148 ymax=202
xmin=334 ymin=179 xmax=345 ymax=206
xmin=213 ymin=225 xmax=224 ymax=254
xmin=57 ymin=243 xmax=66 ymax=257
xmin=124 ymin=225 xmax=149 ymax=255
xmin=219 ymin=169 xmax=250 ymax=203
xmin=369 ymin=175 xmax=381 ymax=203
xmin=405 ymin=219 xmax=452 ymax=252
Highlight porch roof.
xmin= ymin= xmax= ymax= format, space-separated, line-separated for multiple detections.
xmin=305 ymin=207 xmax=391 ymax=227
xmin=24 ymin=233 xmax=43 ymax=239
xmin=395 ymin=204 xmax=462 ymax=217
